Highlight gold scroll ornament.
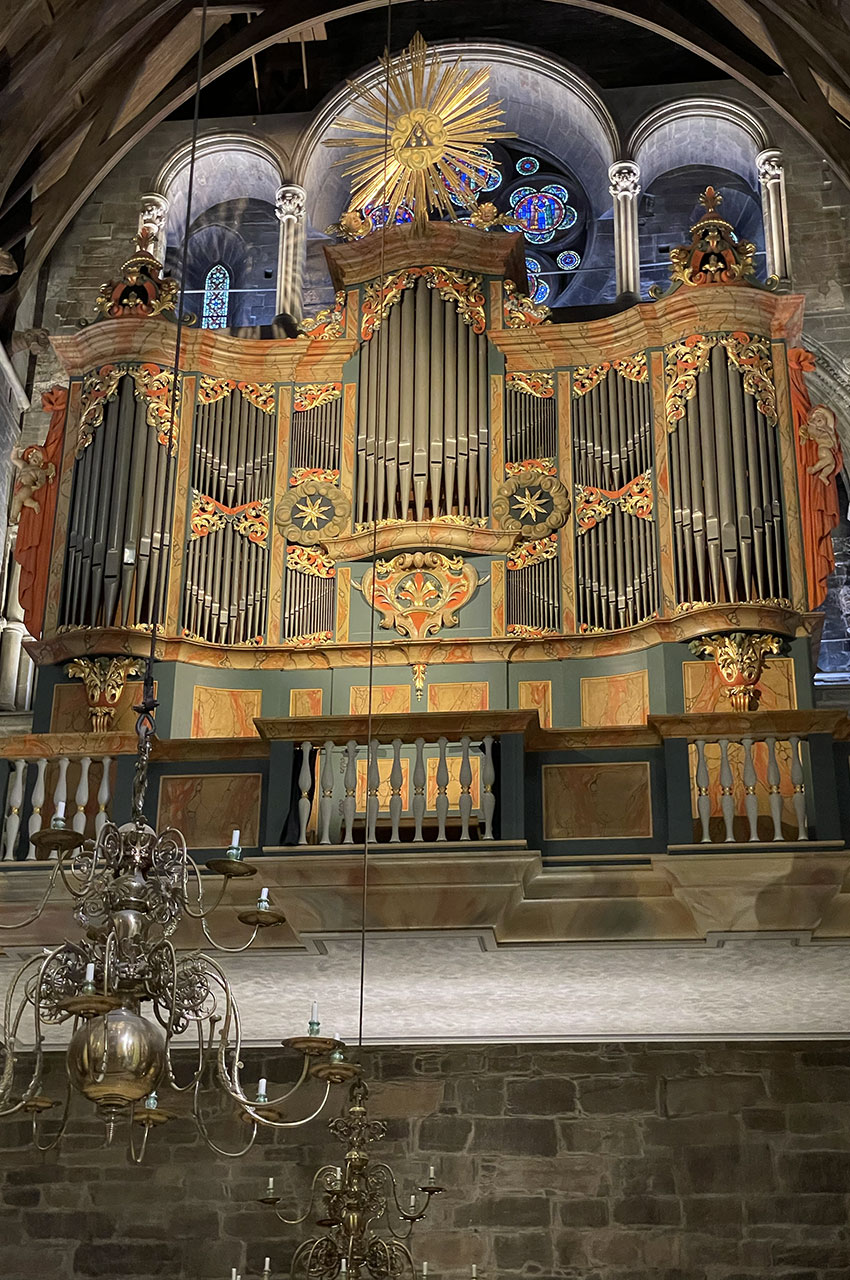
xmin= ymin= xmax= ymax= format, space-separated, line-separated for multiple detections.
xmin=361 ymin=266 xmax=487 ymax=339
xmin=78 ymin=363 xmax=181 ymax=454
xmin=354 ymin=552 xmax=483 ymax=639
xmin=689 ymin=631 xmax=783 ymax=711
xmin=664 ymin=332 xmax=777 ymax=430
xmin=65 ymin=657 xmax=144 ymax=732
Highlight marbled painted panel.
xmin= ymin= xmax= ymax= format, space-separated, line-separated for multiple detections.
xmin=427 ymin=682 xmax=489 ymax=713
xmin=426 ymin=755 xmax=481 ymax=809
xmin=290 ymin=688 xmax=323 ymax=717
xmin=517 ymin=679 xmax=552 ymax=728
xmin=349 ymin=685 xmax=411 ymax=715
xmin=580 ymin=670 xmax=649 ymax=726
xmin=51 ymin=680 xmax=147 ymax=733
xmin=355 ymin=758 xmax=411 ymax=811
xmin=682 ymin=657 xmax=797 ymax=713
xmin=543 ymin=762 xmax=653 ymax=840
xmin=191 ymin=686 xmax=262 ymax=738
xmin=156 ymin=773 xmax=261 ymax=848
xmin=336 ymin=566 xmax=351 ymax=642
xmin=490 ymin=560 xmax=505 ymax=637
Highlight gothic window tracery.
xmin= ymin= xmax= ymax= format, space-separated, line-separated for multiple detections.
xmin=202 ymin=263 xmax=231 ymax=329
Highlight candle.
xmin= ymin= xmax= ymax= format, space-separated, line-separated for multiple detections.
xmin=332 ymin=1031 xmax=340 ymax=1042
xmin=422 ymin=1263 xmax=429 ymax=1278
xmin=409 ymin=1194 xmax=416 ymax=1209
xmin=266 ymin=1177 xmax=274 ymax=1194
xmin=336 ymin=1166 xmax=343 ymax=1183
xmin=232 ymin=1270 xmax=237 ymax=1280
xmin=264 ymin=1260 xmax=270 ymax=1274
xmin=340 ymin=1262 xmax=347 ymax=1276
xmin=428 ymin=1166 xmax=435 ymax=1182
xmin=471 ymin=1268 xmax=477 ymax=1279
xmin=55 ymin=801 xmax=65 ymax=818
xmin=311 ymin=998 xmax=319 ymax=1022
xmin=84 ymin=962 xmax=95 ymax=984
xmin=257 ymin=1077 xmax=267 ymax=1098
xmin=231 ymin=829 xmax=240 ymax=847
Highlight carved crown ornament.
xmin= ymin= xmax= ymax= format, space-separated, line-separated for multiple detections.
xmin=652 ymin=186 xmax=777 ymax=297
xmin=92 ymin=229 xmax=179 ymax=320
xmin=353 ymin=551 xmax=485 ymax=639
xmin=688 ymin=631 xmax=784 ymax=712
xmin=65 ymin=657 xmax=144 ymax=732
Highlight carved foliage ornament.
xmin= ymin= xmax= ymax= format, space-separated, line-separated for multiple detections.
xmin=301 ymin=291 xmax=346 ymax=340
xmin=574 ymin=471 xmax=654 ymax=533
xmin=294 ymin=383 xmax=343 ymax=411
xmin=507 ymin=533 xmax=559 ymax=571
xmin=493 ymin=470 xmax=570 ymax=539
xmin=94 ymin=234 xmax=179 ymax=319
xmin=190 ymin=493 xmax=270 ymax=546
xmin=362 ymin=267 xmax=486 ymax=339
xmin=688 ymin=631 xmax=783 ymax=711
xmin=506 ymin=371 xmax=554 ymax=399
xmin=275 ymin=478 xmax=351 ymax=546
xmin=653 ymin=187 xmax=770 ymax=295
xmin=78 ymin=363 xmax=181 ymax=454
xmin=286 ymin=544 xmax=336 ymax=578
xmin=572 ymin=352 xmax=648 ymax=398
xmin=197 ymin=377 xmax=276 ymax=413
xmin=355 ymin=551 xmax=481 ymax=639
xmin=664 ymin=333 xmax=777 ymax=430
xmin=65 ymin=657 xmax=144 ymax=732
xmin=503 ymin=279 xmax=551 ymax=329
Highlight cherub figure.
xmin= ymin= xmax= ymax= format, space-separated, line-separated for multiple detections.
xmin=10 ymin=444 xmax=56 ymax=524
xmin=803 ymin=404 xmax=843 ymax=485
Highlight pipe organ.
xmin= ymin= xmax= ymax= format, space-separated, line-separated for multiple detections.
xmin=34 ymin=212 xmax=830 ymax=733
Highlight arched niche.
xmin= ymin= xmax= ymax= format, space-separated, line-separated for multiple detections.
xmin=292 ymin=42 xmax=620 ymax=310
xmin=629 ymin=99 xmax=772 ymax=297
xmin=155 ymin=134 xmax=288 ymax=327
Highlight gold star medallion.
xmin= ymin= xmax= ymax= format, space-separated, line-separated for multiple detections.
xmin=512 ymin=489 xmax=549 ymax=522
xmin=294 ymin=494 xmax=330 ymax=529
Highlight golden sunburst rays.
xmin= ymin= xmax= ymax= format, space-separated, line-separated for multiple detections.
xmin=324 ymin=33 xmax=514 ymax=229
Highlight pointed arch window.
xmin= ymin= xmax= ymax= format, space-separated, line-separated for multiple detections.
xmin=202 ymin=263 xmax=231 ymax=328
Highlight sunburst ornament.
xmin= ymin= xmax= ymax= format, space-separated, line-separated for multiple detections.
xmin=325 ymin=33 xmax=514 ymax=228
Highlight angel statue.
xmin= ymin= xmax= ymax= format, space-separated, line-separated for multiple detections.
xmin=10 ymin=443 xmax=56 ymax=524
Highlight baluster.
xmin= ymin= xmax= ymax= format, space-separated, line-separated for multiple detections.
xmin=459 ymin=736 xmax=472 ymax=841
xmin=95 ymin=757 xmax=112 ymax=836
xmin=319 ymin=741 xmax=335 ymax=845
xmin=4 ymin=758 xmax=25 ymax=861
xmin=73 ymin=756 xmax=92 ymax=835
xmin=718 ymin=738 xmax=735 ymax=843
xmin=27 ymin=758 xmax=47 ymax=860
xmin=53 ymin=755 xmax=70 ymax=828
xmin=741 ymin=738 xmax=759 ymax=842
xmin=789 ymin=736 xmax=808 ymax=840
xmin=765 ymin=736 xmax=783 ymax=841
xmin=389 ymin=738 xmax=403 ymax=844
xmin=366 ymin=739 xmax=380 ymax=843
xmin=342 ymin=740 xmax=357 ymax=844
xmin=435 ymin=737 xmax=449 ymax=842
xmin=297 ymin=742 xmax=313 ymax=846
xmin=412 ymin=737 xmax=426 ymax=843
xmin=695 ymin=738 xmax=711 ymax=844
xmin=481 ymin=735 xmax=495 ymax=841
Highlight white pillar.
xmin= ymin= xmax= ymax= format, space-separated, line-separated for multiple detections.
xmin=757 ymin=148 xmax=792 ymax=287
xmin=608 ymin=162 xmax=642 ymax=298
xmin=0 ymin=556 xmax=25 ymax=711
xmin=275 ymin=184 xmax=307 ymax=319
xmin=138 ymin=193 xmax=169 ymax=265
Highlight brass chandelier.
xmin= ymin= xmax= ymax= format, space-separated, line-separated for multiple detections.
xmin=259 ymin=1077 xmax=443 ymax=1280
xmin=0 ymin=674 xmax=351 ymax=1160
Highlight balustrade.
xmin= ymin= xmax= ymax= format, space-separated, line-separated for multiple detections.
xmin=691 ymin=731 xmax=807 ymax=843
xmin=1 ymin=749 xmax=114 ymax=859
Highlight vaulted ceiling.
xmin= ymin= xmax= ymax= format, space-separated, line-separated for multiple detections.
xmin=2 ymin=0 xmax=850 ymax=326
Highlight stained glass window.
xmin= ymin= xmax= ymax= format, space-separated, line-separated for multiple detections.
xmin=443 ymin=148 xmax=501 ymax=205
xmin=202 ymin=263 xmax=230 ymax=329
xmin=556 ymin=250 xmax=581 ymax=271
xmin=516 ymin=156 xmax=539 ymax=176
xmin=364 ymin=202 xmax=415 ymax=230
xmin=525 ymin=256 xmax=551 ymax=304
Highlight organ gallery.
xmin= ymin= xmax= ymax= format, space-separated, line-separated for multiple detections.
xmin=3 ymin=6 xmax=850 ymax=1278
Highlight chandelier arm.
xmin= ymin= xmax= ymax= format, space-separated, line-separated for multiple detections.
xmin=56 ymin=836 xmax=102 ymax=900
xmin=0 ymin=856 xmax=69 ymax=928
xmin=32 ymin=1075 xmax=72 ymax=1152
xmin=179 ymin=857 xmax=230 ymax=919
xmin=0 ymin=956 xmax=44 ymax=1110
xmin=103 ymin=931 xmax=117 ymax=1000
xmin=191 ymin=1075 xmax=259 ymax=1158
xmin=372 ymin=1165 xmax=434 ymax=1227
xmin=128 ymin=1112 xmax=153 ymax=1164
xmin=272 ymin=1164 xmax=338 ymax=1226
xmin=200 ymin=915 xmax=260 ymax=953
xmin=238 ymin=1077 xmax=332 ymax=1130
xmin=161 ymin=1014 xmax=211 ymax=1093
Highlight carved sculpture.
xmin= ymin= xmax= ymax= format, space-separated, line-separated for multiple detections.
xmin=65 ymin=656 xmax=144 ymax=732
xmin=354 ymin=552 xmax=482 ymax=638
xmin=689 ymin=632 xmax=783 ymax=711
xmin=788 ymin=348 xmax=843 ymax=609
xmin=12 ymin=387 xmax=66 ymax=638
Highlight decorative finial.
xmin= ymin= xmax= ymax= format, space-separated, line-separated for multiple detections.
xmin=651 ymin=185 xmax=776 ymax=297
xmin=699 ymin=186 xmax=722 ymax=216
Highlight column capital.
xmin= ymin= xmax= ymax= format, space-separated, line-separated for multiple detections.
xmin=139 ymin=192 xmax=168 ymax=225
xmin=756 ymin=148 xmax=784 ymax=185
xmin=608 ymin=161 xmax=641 ymax=200
xmin=276 ymin=184 xmax=307 ymax=223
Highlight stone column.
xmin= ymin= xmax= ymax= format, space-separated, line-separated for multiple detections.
xmin=757 ymin=148 xmax=792 ymax=287
xmin=137 ymin=193 xmax=169 ymax=265
xmin=608 ymin=162 xmax=642 ymax=298
xmin=275 ymin=184 xmax=307 ymax=319
xmin=0 ymin=553 xmax=26 ymax=711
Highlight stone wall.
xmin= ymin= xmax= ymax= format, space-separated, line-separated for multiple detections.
xmin=2 ymin=1041 xmax=850 ymax=1279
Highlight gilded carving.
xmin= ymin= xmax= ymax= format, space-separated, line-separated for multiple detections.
xmin=721 ymin=332 xmax=778 ymax=425
xmin=505 ymin=458 xmax=556 ymax=478
xmin=493 ymin=470 xmax=570 ymax=539
xmin=688 ymin=631 xmax=783 ymax=711
xmin=275 ymin=478 xmax=351 ymax=545
xmin=506 ymin=371 xmax=554 ymax=398
xmin=507 ymin=533 xmax=559 ymax=570
xmin=572 ymin=353 xmax=647 ymax=398
xmin=658 ymin=187 xmax=763 ymax=293
xmin=286 ymin=631 xmax=332 ymax=648
xmin=190 ymin=493 xmax=270 ymax=546
xmin=507 ymin=623 xmax=558 ymax=638
xmin=65 ymin=657 xmax=144 ymax=732
xmin=354 ymin=551 xmax=482 ymax=638
xmin=237 ymin=382 xmax=276 ymax=414
xmin=287 ymin=544 xmax=336 ymax=578
xmin=78 ymin=364 xmax=124 ymax=452
xmin=198 ymin=376 xmax=235 ymax=404
xmin=574 ymin=471 xmax=653 ymax=532
xmin=290 ymin=466 xmax=340 ymax=487
xmin=78 ymin=363 xmax=180 ymax=453
xmin=361 ymin=266 xmax=487 ymax=339
xmin=612 ymin=352 xmax=648 ymax=383
xmin=411 ymin=661 xmax=427 ymax=702
xmin=294 ymin=383 xmax=343 ymax=411
xmin=94 ymin=232 xmax=179 ymax=320
xmin=503 ymin=280 xmax=550 ymax=328
xmin=301 ymin=291 xmax=346 ymax=340
xmin=664 ymin=335 xmax=715 ymax=429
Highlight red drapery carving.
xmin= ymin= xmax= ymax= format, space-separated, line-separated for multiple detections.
xmin=13 ymin=385 xmax=66 ymax=637
xmin=788 ymin=348 xmax=842 ymax=610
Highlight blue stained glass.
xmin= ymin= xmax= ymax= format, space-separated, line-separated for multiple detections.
xmin=542 ymin=183 xmax=569 ymax=202
xmin=444 ymin=149 xmax=501 ymax=204
xmin=557 ymin=250 xmax=582 ymax=270
xmin=525 ymin=256 xmax=542 ymax=274
xmin=364 ymin=203 xmax=415 ymax=229
xmin=509 ymin=186 xmax=536 ymax=208
xmin=202 ymin=263 xmax=230 ymax=329
xmin=512 ymin=190 xmax=566 ymax=244
xmin=531 ymin=278 xmax=550 ymax=304
xmin=516 ymin=156 xmax=539 ymax=175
